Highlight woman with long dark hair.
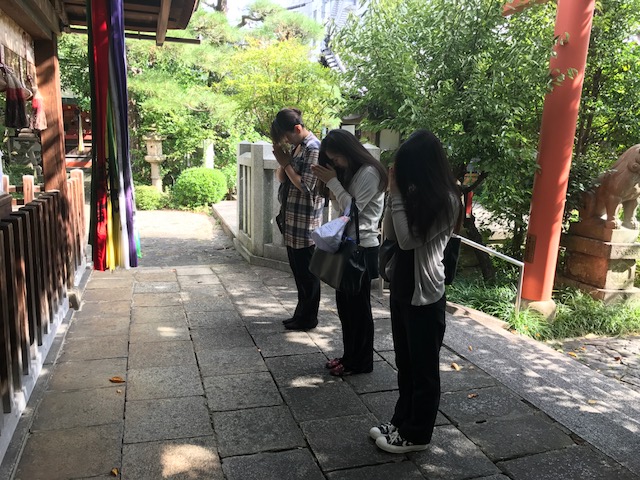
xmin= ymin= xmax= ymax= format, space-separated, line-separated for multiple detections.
xmin=271 ymin=108 xmax=324 ymax=331
xmin=371 ymin=129 xmax=461 ymax=453
xmin=311 ymin=129 xmax=388 ymax=376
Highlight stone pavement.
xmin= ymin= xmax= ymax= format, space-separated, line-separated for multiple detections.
xmin=2 ymin=209 xmax=640 ymax=480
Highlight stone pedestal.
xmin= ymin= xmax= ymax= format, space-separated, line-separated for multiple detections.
xmin=143 ymin=135 xmax=166 ymax=192
xmin=557 ymin=223 xmax=640 ymax=303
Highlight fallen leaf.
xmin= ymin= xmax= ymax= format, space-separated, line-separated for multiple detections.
xmin=467 ymin=393 xmax=478 ymax=399
xmin=451 ymin=362 xmax=462 ymax=371
xmin=613 ymin=356 xmax=622 ymax=362
xmin=468 ymin=345 xmax=473 ymax=351
xmin=111 ymin=467 xmax=119 ymax=476
xmin=109 ymin=376 xmax=125 ymax=384
xmin=116 ymin=389 xmax=123 ymax=394
xmin=567 ymin=352 xmax=578 ymax=358
xmin=587 ymin=399 xmax=597 ymax=405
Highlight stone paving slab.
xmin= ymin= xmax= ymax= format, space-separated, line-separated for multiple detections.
xmin=58 ymin=334 xmax=129 ymax=361
xmin=265 ymin=352 xmax=339 ymax=387
xmin=325 ymin=461 xmax=427 ymax=480
xmin=343 ymin=361 xmax=398 ymax=394
xmin=497 ymin=446 xmax=639 ymax=480
xmin=132 ymin=292 xmax=182 ymax=306
xmin=178 ymin=275 xmax=222 ymax=288
xmin=134 ymin=271 xmax=178 ymax=282
xmin=131 ymin=305 xmax=186 ymax=324
xmin=411 ymin=425 xmax=500 ymax=480
xmin=134 ymin=281 xmax=180 ymax=294
xmin=196 ymin=345 xmax=267 ymax=377
xmin=31 ymin=387 xmax=125 ymax=431
xmin=457 ymin=412 xmax=575 ymax=461
xmin=75 ymin=300 xmax=130 ymax=318
xmin=191 ymin=326 xmax=255 ymax=350
xmin=252 ymin=330 xmax=321 ymax=357
xmin=82 ymin=287 xmax=132 ymax=303
xmin=121 ymin=436 xmax=222 ymax=480
xmin=48 ymin=358 xmax=128 ymax=391
xmin=124 ymin=396 xmax=213 ymax=444
xmin=203 ymin=372 xmax=282 ymax=411
xmin=281 ymin=381 xmax=369 ymax=422
xmin=300 ymin=413 xmax=393 ymax=472
xmin=187 ymin=309 xmax=243 ymax=328
xmin=66 ymin=316 xmax=131 ymax=338
xmin=175 ymin=266 xmax=215 ymax=276
xmin=439 ymin=385 xmax=534 ymax=424
xmin=222 ymin=449 xmax=325 ymax=480
xmin=128 ymin=340 xmax=197 ymax=368
xmin=127 ymin=365 xmax=204 ymax=400
xmin=14 ymin=424 xmax=123 ymax=480
xmin=212 ymin=405 xmax=306 ymax=457
xmin=129 ymin=322 xmax=190 ymax=343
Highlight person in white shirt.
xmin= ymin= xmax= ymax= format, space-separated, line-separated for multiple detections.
xmin=311 ymin=129 xmax=388 ymax=376
xmin=371 ymin=129 xmax=461 ymax=454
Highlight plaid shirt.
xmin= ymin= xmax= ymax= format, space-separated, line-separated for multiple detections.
xmin=283 ymin=132 xmax=324 ymax=248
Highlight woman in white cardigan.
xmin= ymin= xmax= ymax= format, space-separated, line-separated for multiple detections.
xmin=372 ymin=130 xmax=461 ymax=453
xmin=311 ymin=129 xmax=388 ymax=376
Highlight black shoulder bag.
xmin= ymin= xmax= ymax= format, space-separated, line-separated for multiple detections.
xmin=309 ymin=197 xmax=366 ymax=295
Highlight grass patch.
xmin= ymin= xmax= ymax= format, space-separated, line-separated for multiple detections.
xmin=446 ymin=279 xmax=640 ymax=341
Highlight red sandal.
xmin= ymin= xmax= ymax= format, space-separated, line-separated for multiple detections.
xmin=325 ymin=358 xmax=342 ymax=369
xmin=329 ymin=364 xmax=354 ymax=377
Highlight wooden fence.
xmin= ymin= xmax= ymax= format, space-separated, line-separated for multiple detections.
xmin=0 ymin=169 xmax=87 ymax=462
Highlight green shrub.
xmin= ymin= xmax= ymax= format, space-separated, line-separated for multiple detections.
xmin=171 ymin=167 xmax=226 ymax=209
xmin=219 ymin=162 xmax=237 ymax=198
xmin=135 ymin=185 xmax=168 ymax=210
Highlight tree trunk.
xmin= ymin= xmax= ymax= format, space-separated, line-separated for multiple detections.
xmin=463 ymin=214 xmax=496 ymax=284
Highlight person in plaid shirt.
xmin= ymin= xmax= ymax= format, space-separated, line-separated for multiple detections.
xmin=271 ymin=108 xmax=324 ymax=330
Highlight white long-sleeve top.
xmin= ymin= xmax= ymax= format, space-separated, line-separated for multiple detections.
xmin=326 ymin=165 xmax=384 ymax=248
xmin=383 ymin=192 xmax=458 ymax=305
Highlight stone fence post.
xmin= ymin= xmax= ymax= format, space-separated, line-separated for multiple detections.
xmin=234 ymin=140 xmax=381 ymax=270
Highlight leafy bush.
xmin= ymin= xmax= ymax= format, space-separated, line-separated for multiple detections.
xmin=171 ymin=167 xmax=226 ymax=209
xmin=447 ymin=278 xmax=640 ymax=340
xmin=135 ymin=185 xmax=168 ymax=210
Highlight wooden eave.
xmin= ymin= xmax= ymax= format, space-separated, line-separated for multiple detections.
xmin=2 ymin=0 xmax=199 ymax=45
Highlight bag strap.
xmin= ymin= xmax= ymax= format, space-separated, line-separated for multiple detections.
xmin=345 ymin=197 xmax=360 ymax=245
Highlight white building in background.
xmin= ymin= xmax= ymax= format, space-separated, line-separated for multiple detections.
xmin=279 ymin=0 xmax=362 ymax=26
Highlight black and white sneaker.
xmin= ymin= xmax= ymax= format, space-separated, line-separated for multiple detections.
xmin=369 ymin=422 xmax=396 ymax=440
xmin=375 ymin=431 xmax=428 ymax=453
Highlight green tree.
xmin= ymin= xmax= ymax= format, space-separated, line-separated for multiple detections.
xmin=220 ymin=39 xmax=340 ymax=137
xmin=334 ymin=0 xmax=640 ymax=263
xmin=58 ymin=33 xmax=91 ymax=111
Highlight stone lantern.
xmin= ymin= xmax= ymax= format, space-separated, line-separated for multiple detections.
xmin=143 ymin=134 xmax=166 ymax=192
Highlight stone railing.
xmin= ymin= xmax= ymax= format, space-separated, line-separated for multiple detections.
xmin=234 ymin=140 xmax=380 ymax=271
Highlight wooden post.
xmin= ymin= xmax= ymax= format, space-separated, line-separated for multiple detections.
xmin=0 ymin=222 xmax=22 ymax=391
xmin=22 ymin=175 xmax=35 ymax=204
xmin=0 ymin=229 xmax=14 ymax=415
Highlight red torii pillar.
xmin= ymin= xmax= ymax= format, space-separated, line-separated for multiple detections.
xmin=504 ymin=0 xmax=596 ymax=313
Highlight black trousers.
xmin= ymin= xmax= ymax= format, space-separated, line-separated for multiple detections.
xmin=335 ymin=273 xmax=374 ymax=373
xmin=390 ymin=294 xmax=446 ymax=444
xmin=287 ymin=245 xmax=320 ymax=324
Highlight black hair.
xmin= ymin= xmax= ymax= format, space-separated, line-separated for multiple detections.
xmin=318 ymin=129 xmax=388 ymax=192
xmin=271 ymin=108 xmax=305 ymax=143
xmin=394 ymin=129 xmax=461 ymax=240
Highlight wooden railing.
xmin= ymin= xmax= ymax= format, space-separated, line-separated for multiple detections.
xmin=0 ymin=169 xmax=87 ymax=462
xmin=2 ymin=175 xmax=42 ymax=206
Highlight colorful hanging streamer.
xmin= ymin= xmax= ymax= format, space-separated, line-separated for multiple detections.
xmin=88 ymin=0 xmax=140 ymax=271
